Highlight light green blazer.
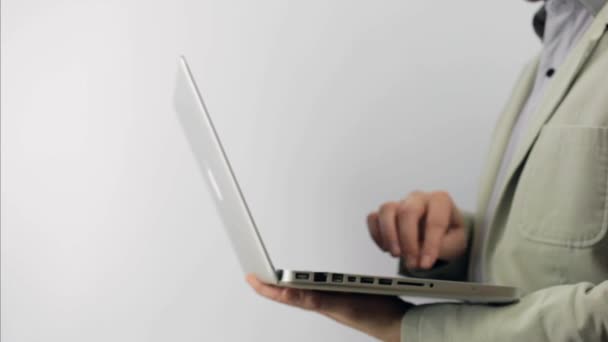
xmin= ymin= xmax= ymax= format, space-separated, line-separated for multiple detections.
xmin=400 ymin=5 xmax=608 ymax=342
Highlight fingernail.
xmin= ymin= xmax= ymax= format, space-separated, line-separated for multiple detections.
xmin=420 ymin=255 xmax=433 ymax=269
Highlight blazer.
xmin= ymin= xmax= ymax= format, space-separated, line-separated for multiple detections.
xmin=400 ymin=4 xmax=608 ymax=341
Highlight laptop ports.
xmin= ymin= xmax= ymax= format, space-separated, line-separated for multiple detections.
xmin=347 ymin=276 xmax=357 ymax=282
xmin=331 ymin=274 xmax=344 ymax=283
xmin=295 ymin=272 xmax=309 ymax=280
xmin=397 ymin=281 xmax=424 ymax=287
xmin=313 ymin=272 xmax=328 ymax=282
xmin=360 ymin=277 xmax=374 ymax=284
xmin=378 ymin=278 xmax=392 ymax=285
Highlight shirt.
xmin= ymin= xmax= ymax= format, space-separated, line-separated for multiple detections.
xmin=471 ymin=0 xmax=606 ymax=282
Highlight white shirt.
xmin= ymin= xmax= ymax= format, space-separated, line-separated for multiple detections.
xmin=472 ymin=0 xmax=604 ymax=282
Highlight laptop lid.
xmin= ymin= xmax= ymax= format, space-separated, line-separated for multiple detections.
xmin=173 ymin=56 xmax=278 ymax=284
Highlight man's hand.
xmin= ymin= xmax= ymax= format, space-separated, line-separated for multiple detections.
xmin=367 ymin=191 xmax=468 ymax=270
xmin=246 ymin=275 xmax=410 ymax=342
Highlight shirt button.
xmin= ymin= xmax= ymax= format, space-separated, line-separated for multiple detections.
xmin=546 ymin=68 xmax=556 ymax=77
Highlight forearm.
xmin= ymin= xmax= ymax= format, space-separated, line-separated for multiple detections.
xmin=321 ymin=308 xmax=403 ymax=342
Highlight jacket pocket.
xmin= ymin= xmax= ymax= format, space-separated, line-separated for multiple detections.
xmin=514 ymin=124 xmax=608 ymax=247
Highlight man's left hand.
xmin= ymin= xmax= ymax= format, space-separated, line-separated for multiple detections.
xmin=246 ymin=274 xmax=411 ymax=342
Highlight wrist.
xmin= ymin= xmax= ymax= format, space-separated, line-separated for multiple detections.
xmin=318 ymin=296 xmax=411 ymax=342
xmin=390 ymin=304 xmax=413 ymax=342
xmin=381 ymin=315 xmax=404 ymax=342
xmin=376 ymin=302 xmax=411 ymax=342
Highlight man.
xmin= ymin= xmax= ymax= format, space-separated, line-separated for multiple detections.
xmin=247 ymin=0 xmax=608 ymax=340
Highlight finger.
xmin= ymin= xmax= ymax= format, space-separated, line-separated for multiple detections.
xmin=438 ymin=227 xmax=468 ymax=260
xmin=283 ymin=288 xmax=324 ymax=311
xmin=450 ymin=203 xmax=466 ymax=228
xmin=396 ymin=194 xmax=427 ymax=269
xmin=246 ymin=274 xmax=284 ymax=301
xmin=419 ymin=192 xmax=451 ymax=269
xmin=246 ymin=275 xmax=323 ymax=311
xmin=378 ymin=202 xmax=400 ymax=256
xmin=367 ymin=212 xmax=386 ymax=251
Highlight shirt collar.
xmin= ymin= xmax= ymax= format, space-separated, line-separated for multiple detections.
xmin=532 ymin=0 xmax=607 ymax=40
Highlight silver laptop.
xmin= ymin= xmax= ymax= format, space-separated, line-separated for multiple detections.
xmin=173 ymin=56 xmax=518 ymax=304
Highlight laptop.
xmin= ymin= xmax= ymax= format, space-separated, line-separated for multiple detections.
xmin=173 ymin=56 xmax=519 ymax=304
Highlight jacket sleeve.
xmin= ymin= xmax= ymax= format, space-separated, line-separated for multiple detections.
xmin=398 ymin=211 xmax=474 ymax=282
xmin=401 ymin=280 xmax=608 ymax=342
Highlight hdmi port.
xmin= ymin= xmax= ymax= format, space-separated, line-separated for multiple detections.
xmin=397 ymin=281 xmax=424 ymax=287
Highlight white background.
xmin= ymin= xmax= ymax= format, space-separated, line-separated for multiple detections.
xmin=2 ymin=1 xmax=539 ymax=341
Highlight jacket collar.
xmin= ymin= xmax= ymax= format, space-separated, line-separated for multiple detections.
xmin=580 ymin=0 xmax=607 ymax=15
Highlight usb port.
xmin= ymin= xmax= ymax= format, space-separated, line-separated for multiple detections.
xmin=360 ymin=277 xmax=374 ymax=284
xmin=347 ymin=276 xmax=357 ymax=282
xmin=378 ymin=279 xmax=392 ymax=285
xmin=313 ymin=272 xmax=328 ymax=282
xmin=331 ymin=274 xmax=344 ymax=283
xmin=295 ymin=272 xmax=309 ymax=280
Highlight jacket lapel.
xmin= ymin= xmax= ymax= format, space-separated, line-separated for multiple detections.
xmin=489 ymin=7 xmax=608 ymax=221
xmin=475 ymin=60 xmax=538 ymax=221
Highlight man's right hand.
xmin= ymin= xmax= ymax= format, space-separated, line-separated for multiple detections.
xmin=366 ymin=191 xmax=468 ymax=271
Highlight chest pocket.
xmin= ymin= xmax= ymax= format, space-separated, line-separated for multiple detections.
xmin=512 ymin=123 xmax=608 ymax=247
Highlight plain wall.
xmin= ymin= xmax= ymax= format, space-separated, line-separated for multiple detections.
xmin=2 ymin=1 xmax=539 ymax=341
